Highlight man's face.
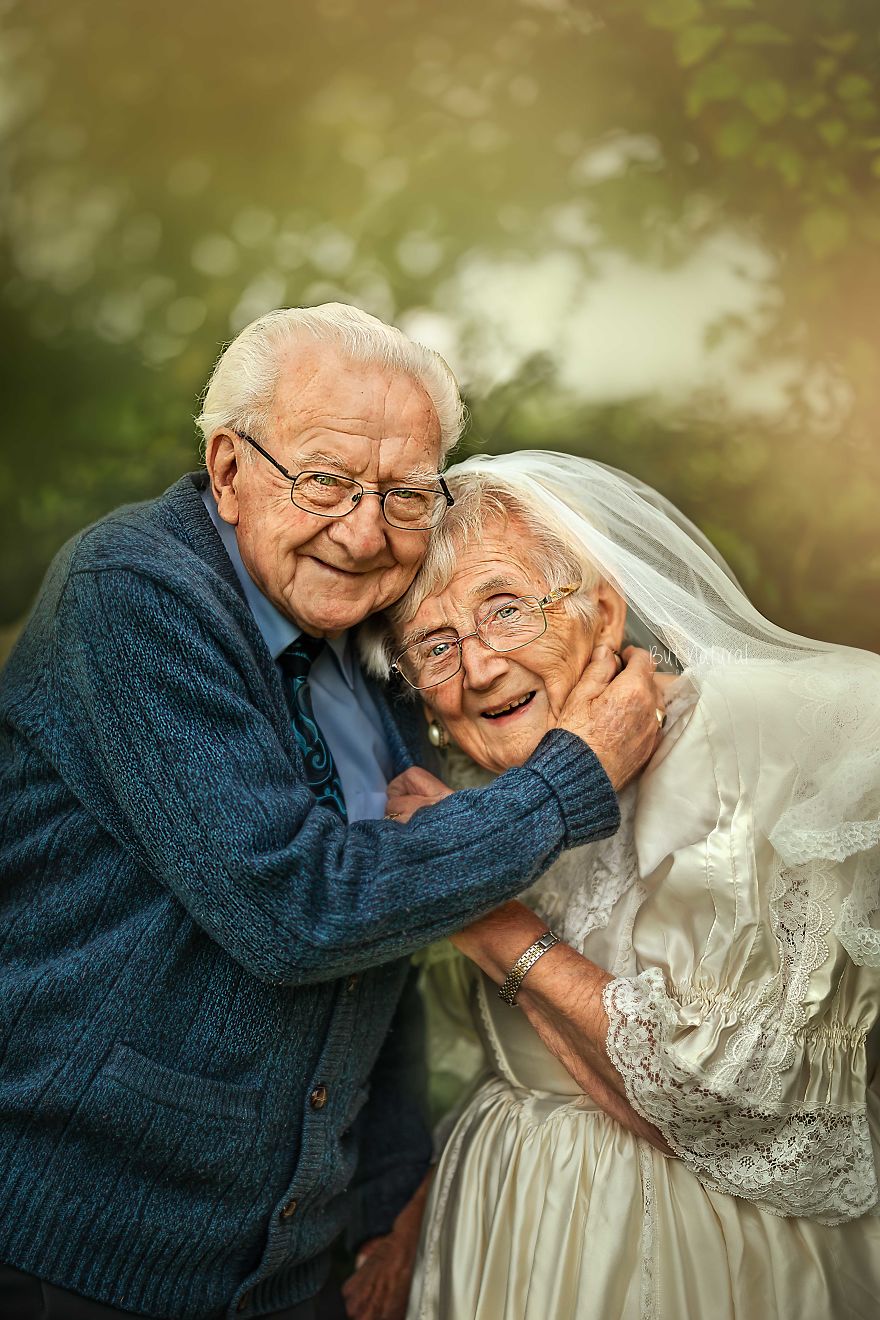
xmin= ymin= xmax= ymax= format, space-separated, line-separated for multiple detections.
xmin=207 ymin=344 xmax=443 ymax=636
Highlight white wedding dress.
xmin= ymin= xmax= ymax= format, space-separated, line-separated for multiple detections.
xmin=408 ymin=678 xmax=880 ymax=1320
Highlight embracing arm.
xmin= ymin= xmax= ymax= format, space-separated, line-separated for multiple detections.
xmin=452 ymin=901 xmax=671 ymax=1153
xmin=52 ymin=567 xmax=620 ymax=985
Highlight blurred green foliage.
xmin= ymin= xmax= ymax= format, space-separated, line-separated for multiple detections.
xmin=1 ymin=0 xmax=878 ymax=649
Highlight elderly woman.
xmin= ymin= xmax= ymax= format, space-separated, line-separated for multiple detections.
xmin=356 ymin=451 xmax=880 ymax=1320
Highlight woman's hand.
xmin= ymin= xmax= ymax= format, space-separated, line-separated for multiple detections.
xmin=450 ymin=900 xmax=543 ymax=968
xmin=342 ymin=1172 xmax=433 ymax=1320
xmin=449 ymin=902 xmax=672 ymax=1154
xmin=385 ymin=767 xmax=452 ymax=823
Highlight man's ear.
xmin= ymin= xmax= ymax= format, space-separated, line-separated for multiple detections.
xmin=206 ymin=431 xmax=241 ymax=526
xmin=594 ymin=581 xmax=627 ymax=650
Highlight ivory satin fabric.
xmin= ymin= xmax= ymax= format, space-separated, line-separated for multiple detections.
xmin=408 ymin=680 xmax=880 ymax=1320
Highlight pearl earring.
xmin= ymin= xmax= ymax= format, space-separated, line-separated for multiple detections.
xmin=427 ymin=720 xmax=449 ymax=749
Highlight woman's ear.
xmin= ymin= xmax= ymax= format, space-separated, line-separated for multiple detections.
xmin=594 ymin=581 xmax=627 ymax=650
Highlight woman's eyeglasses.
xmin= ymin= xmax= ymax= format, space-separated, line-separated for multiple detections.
xmin=391 ymin=584 xmax=581 ymax=690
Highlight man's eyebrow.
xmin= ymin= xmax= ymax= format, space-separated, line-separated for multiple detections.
xmin=295 ymin=450 xmax=353 ymax=472
xmin=392 ymin=467 xmax=441 ymax=486
xmin=292 ymin=454 xmax=439 ymax=485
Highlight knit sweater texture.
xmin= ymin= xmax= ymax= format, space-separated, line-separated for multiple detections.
xmin=0 ymin=473 xmax=620 ymax=1319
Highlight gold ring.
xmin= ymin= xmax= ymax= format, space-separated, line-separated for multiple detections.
xmin=612 ymin=650 xmax=624 ymax=674
xmin=656 ymin=708 xmax=667 ymax=730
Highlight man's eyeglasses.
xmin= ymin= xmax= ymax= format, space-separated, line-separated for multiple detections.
xmin=391 ymin=584 xmax=582 ymax=690
xmin=233 ymin=431 xmax=454 ymax=531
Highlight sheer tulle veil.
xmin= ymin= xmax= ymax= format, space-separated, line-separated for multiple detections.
xmin=438 ymin=450 xmax=880 ymax=968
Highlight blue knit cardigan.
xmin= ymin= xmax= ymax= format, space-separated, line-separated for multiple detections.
xmin=0 ymin=474 xmax=619 ymax=1319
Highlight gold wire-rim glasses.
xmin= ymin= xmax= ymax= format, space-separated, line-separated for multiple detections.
xmin=390 ymin=583 xmax=582 ymax=690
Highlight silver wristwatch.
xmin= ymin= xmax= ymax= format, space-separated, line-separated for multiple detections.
xmin=498 ymin=930 xmax=560 ymax=1007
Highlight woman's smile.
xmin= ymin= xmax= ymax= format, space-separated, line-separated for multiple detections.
xmin=480 ymin=690 xmax=537 ymax=720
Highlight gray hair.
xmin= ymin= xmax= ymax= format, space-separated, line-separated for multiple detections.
xmin=196 ymin=302 xmax=466 ymax=460
xmin=358 ymin=469 xmax=603 ymax=682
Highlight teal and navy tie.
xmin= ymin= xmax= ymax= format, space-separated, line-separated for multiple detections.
xmin=279 ymin=636 xmax=347 ymax=819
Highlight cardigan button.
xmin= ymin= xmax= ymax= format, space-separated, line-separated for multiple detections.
xmin=309 ymin=1084 xmax=328 ymax=1110
xmin=346 ymin=974 xmax=359 ymax=993
xmin=280 ymin=1197 xmax=298 ymax=1220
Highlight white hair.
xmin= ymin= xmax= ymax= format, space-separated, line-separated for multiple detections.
xmin=196 ymin=302 xmax=465 ymax=461
xmin=358 ymin=468 xmax=603 ymax=682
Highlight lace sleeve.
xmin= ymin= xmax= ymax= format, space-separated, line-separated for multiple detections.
xmin=603 ymin=965 xmax=877 ymax=1224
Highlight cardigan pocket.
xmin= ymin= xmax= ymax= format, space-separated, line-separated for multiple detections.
xmin=70 ymin=1042 xmax=278 ymax=1278
xmin=103 ymin=1042 xmax=265 ymax=1124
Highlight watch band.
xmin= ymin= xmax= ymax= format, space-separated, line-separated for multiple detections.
xmin=497 ymin=930 xmax=560 ymax=1007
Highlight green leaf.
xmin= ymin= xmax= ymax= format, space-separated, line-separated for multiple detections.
xmin=743 ymin=79 xmax=789 ymax=125
xmin=818 ymin=118 xmax=847 ymax=147
xmin=821 ymin=171 xmax=850 ymax=198
xmin=818 ymin=31 xmax=858 ymax=55
xmin=685 ymin=56 xmax=742 ymax=115
xmin=675 ymin=24 xmax=726 ymax=67
xmin=734 ymin=22 xmax=792 ymax=46
xmin=836 ymin=74 xmax=873 ymax=102
xmin=800 ymin=206 xmax=850 ymax=258
xmin=792 ymin=91 xmax=829 ymax=120
xmin=772 ymin=146 xmax=805 ymax=186
xmin=713 ymin=114 xmax=759 ymax=158
xmin=645 ymin=0 xmax=704 ymax=30
xmin=844 ymin=99 xmax=878 ymax=124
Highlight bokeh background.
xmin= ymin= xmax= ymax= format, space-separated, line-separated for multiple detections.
xmin=2 ymin=0 xmax=879 ymax=659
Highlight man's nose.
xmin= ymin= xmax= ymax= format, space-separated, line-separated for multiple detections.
xmin=327 ymin=493 xmax=388 ymax=560
xmin=459 ymin=636 xmax=509 ymax=689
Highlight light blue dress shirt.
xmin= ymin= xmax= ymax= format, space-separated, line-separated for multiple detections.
xmin=202 ymin=487 xmax=394 ymax=821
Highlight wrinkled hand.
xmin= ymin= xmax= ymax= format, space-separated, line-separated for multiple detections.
xmin=385 ymin=767 xmax=452 ymax=824
xmin=341 ymin=1232 xmax=413 ymax=1320
xmin=558 ymin=645 xmax=665 ymax=792
xmin=342 ymin=1173 xmax=433 ymax=1320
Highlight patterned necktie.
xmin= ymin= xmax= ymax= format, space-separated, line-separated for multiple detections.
xmin=279 ymin=636 xmax=347 ymax=819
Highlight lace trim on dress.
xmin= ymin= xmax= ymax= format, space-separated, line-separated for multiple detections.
xmin=637 ymin=1139 xmax=659 ymax=1320
xmin=769 ymin=664 xmax=880 ymax=966
xmin=521 ymin=785 xmax=642 ymax=953
xmin=706 ymin=853 xmax=840 ymax=1106
xmin=603 ymin=968 xmax=878 ymax=1224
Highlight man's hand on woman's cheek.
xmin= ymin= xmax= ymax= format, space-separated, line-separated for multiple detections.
xmin=558 ymin=644 xmax=665 ymax=792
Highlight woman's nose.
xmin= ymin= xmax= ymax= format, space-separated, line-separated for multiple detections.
xmin=459 ymin=636 xmax=509 ymax=689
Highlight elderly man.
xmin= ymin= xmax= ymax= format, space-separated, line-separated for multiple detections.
xmin=0 ymin=305 xmax=662 ymax=1320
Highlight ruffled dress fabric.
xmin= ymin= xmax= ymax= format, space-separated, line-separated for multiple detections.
xmin=408 ymin=678 xmax=880 ymax=1320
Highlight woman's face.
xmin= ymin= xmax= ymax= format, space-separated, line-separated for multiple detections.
xmin=398 ymin=519 xmax=626 ymax=774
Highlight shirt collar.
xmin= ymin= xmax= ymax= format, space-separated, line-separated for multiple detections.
xmin=201 ymin=485 xmax=357 ymax=688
